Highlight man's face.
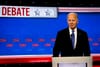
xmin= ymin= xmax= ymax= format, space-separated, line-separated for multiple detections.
xmin=67 ymin=13 xmax=78 ymax=29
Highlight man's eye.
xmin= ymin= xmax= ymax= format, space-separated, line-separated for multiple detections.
xmin=68 ymin=20 xmax=75 ymax=21
xmin=68 ymin=20 xmax=71 ymax=21
xmin=72 ymin=20 xmax=75 ymax=21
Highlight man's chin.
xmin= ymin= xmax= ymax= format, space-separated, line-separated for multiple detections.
xmin=70 ymin=27 xmax=75 ymax=29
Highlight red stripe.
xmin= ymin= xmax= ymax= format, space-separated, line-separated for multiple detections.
xmin=0 ymin=57 xmax=52 ymax=64
xmin=0 ymin=56 xmax=100 ymax=64
xmin=93 ymin=56 xmax=100 ymax=61
xmin=93 ymin=66 xmax=100 ymax=67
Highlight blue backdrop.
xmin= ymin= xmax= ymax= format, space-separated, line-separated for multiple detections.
xmin=0 ymin=12 xmax=100 ymax=55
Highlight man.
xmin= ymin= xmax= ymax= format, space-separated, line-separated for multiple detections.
xmin=53 ymin=12 xmax=90 ymax=57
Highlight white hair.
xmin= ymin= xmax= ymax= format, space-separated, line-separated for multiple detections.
xmin=67 ymin=12 xmax=78 ymax=19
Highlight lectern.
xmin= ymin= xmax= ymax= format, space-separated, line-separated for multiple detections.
xmin=52 ymin=57 xmax=92 ymax=67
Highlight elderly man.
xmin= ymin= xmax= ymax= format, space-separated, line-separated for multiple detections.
xmin=53 ymin=12 xmax=90 ymax=57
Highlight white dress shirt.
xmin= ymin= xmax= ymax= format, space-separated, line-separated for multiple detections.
xmin=69 ymin=28 xmax=77 ymax=49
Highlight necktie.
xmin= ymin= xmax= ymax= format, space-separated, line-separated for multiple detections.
xmin=71 ymin=30 xmax=75 ymax=48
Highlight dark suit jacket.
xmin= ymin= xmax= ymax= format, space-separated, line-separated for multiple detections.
xmin=53 ymin=28 xmax=90 ymax=57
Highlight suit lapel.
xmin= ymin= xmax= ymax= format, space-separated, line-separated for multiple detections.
xmin=66 ymin=28 xmax=73 ymax=49
xmin=66 ymin=28 xmax=71 ymax=41
xmin=75 ymin=28 xmax=81 ymax=49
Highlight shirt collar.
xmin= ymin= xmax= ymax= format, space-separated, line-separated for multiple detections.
xmin=69 ymin=27 xmax=77 ymax=35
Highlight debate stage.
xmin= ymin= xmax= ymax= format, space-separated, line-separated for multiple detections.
xmin=0 ymin=55 xmax=100 ymax=67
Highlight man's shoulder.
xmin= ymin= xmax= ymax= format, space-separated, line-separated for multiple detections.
xmin=57 ymin=28 xmax=87 ymax=34
xmin=58 ymin=28 xmax=68 ymax=33
xmin=77 ymin=28 xmax=87 ymax=34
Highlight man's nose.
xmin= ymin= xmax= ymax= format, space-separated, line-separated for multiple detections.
xmin=70 ymin=21 xmax=73 ymax=23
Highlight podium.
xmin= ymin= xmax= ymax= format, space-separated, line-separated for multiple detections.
xmin=52 ymin=57 xmax=92 ymax=67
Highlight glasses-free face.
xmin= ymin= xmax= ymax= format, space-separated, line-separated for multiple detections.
xmin=67 ymin=13 xmax=78 ymax=30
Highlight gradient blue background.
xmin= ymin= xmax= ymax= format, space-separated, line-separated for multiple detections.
xmin=0 ymin=12 xmax=100 ymax=55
